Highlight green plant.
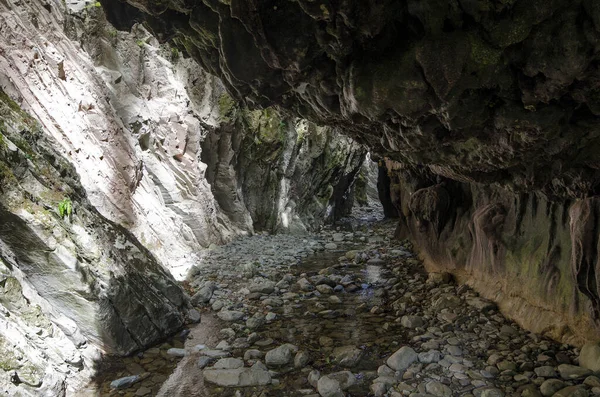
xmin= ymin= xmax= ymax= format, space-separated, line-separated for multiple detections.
xmin=84 ymin=1 xmax=102 ymax=9
xmin=279 ymin=120 xmax=287 ymax=135
xmin=58 ymin=198 xmax=72 ymax=219
xmin=171 ymin=47 xmax=179 ymax=61
xmin=136 ymin=39 xmax=145 ymax=48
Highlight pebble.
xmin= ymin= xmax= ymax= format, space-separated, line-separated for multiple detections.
xmin=166 ymin=348 xmax=186 ymax=357
xmin=265 ymin=344 xmax=297 ymax=367
xmin=110 ymin=375 xmax=140 ymax=389
xmin=150 ymin=217 xmax=589 ymax=397
xmin=387 ymin=346 xmax=418 ymax=371
xmin=558 ymin=364 xmax=592 ymax=380
xmin=217 ymin=310 xmax=245 ymax=322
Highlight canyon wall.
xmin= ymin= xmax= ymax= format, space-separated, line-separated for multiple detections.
xmin=0 ymin=85 xmax=189 ymax=396
xmin=384 ymin=162 xmax=599 ymax=346
xmin=109 ymin=0 xmax=600 ymax=345
xmin=0 ymin=0 xmax=366 ymax=394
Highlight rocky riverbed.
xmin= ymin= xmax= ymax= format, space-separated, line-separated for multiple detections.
xmin=98 ymin=211 xmax=600 ymax=397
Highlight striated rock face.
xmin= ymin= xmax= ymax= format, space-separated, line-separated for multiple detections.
xmin=110 ymin=0 xmax=600 ymax=198
xmin=202 ymin=101 xmax=365 ymax=234
xmin=108 ymin=0 xmax=600 ymax=343
xmin=0 ymin=90 xmax=188 ymax=395
xmin=0 ymin=0 xmax=366 ymax=394
xmin=0 ymin=0 xmax=366 ymax=276
xmin=386 ymin=161 xmax=600 ymax=345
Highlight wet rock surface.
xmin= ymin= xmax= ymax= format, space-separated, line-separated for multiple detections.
xmin=98 ymin=212 xmax=600 ymax=396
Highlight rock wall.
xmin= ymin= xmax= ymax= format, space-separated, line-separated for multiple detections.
xmin=386 ymin=161 xmax=600 ymax=346
xmin=201 ymin=101 xmax=366 ymax=234
xmin=111 ymin=0 xmax=600 ymax=198
xmin=109 ymin=0 xmax=600 ymax=344
xmin=0 ymin=1 xmax=366 ymax=394
xmin=0 ymin=89 xmax=189 ymax=395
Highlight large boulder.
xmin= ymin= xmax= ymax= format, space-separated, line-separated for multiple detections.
xmin=386 ymin=346 xmax=418 ymax=371
xmin=580 ymin=342 xmax=600 ymax=371
xmin=265 ymin=344 xmax=298 ymax=367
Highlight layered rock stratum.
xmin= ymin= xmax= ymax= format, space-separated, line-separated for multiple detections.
xmin=104 ymin=0 xmax=600 ymax=345
xmin=0 ymin=0 xmax=366 ymax=394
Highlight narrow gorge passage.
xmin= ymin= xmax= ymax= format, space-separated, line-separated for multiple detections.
xmin=97 ymin=209 xmax=596 ymax=397
xmin=3 ymin=1 xmax=600 ymax=396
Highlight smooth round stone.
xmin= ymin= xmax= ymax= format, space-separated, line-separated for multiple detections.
xmin=534 ymin=366 xmax=557 ymax=378
xmin=539 ymin=379 xmax=566 ymax=396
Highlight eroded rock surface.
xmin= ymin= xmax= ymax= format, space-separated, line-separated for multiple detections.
xmin=104 ymin=0 xmax=600 ymax=344
xmin=0 ymin=86 xmax=187 ymax=395
xmin=108 ymin=0 xmax=600 ymax=197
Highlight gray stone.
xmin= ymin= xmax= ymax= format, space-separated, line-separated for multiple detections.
xmin=187 ymin=309 xmax=201 ymax=323
xmin=387 ymin=346 xmax=418 ymax=371
xmin=425 ymin=380 xmax=452 ymax=397
xmin=203 ymin=365 xmax=271 ymax=387
xmin=244 ymin=349 xmax=263 ymax=360
xmin=216 ymin=340 xmax=231 ymax=350
xmin=500 ymin=325 xmax=519 ymax=336
xmin=110 ymin=375 xmax=140 ymax=389
xmin=539 ymin=379 xmax=566 ymax=396
xmin=580 ymin=342 xmax=600 ymax=372
xmin=558 ymin=364 xmax=592 ymax=380
xmin=328 ymin=295 xmax=342 ymax=304
xmin=520 ymin=384 xmax=542 ymax=397
xmin=466 ymin=297 xmax=496 ymax=312
xmin=217 ymin=310 xmax=245 ymax=322
xmin=332 ymin=233 xmax=344 ymax=242
xmin=534 ymin=366 xmax=557 ymax=378
xmin=316 ymin=284 xmax=333 ymax=294
xmin=317 ymin=371 xmax=355 ymax=397
xmin=552 ymin=386 xmax=589 ymax=397
xmin=246 ymin=314 xmax=265 ymax=329
xmin=135 ymin=386 xmax=151 ymax=396
xmin=401 ymin=315 xmax=425 ymax=329
xmin=192 ymin=282 xmax=216 ymax=304
xmin=479 ymin=388 xmax=504 ymax=397
xmin=324 ymin=243 xmax=338 ymax=250
xmin=584 ymin=375 xmax=600 ymax=387
xmin=249 ymin=280 xmax=276 ymax=294
xmin=213 ymin=357 xmax=244 ymax=369
xmin=199 ymin=349 xmax=230 ymax=358
xmin=332 ymin=346 xmax=364 ymax=368
xmin=295 ymin=351 xmax=311 ymax=368
xmin=166 ymin=348 xmax=187 ymax=357
xmin=197 ymin=356 xmax=214 ymax=369
xmin=308 ymin=369 xmax=321 ymax=388
xmin=265 ymin=344 xmax=297 ymax=367
xmin=263 ymin=298 xmax=283 ymax=307
xmin=446 ymin=345 xmax=463 ymax=356
xmin=497 ymin=361 xmax=517 ymax=371
xmin=377 ymin=365 xmax=395 ymax=377
xmin=265 ymin=312 xmax=277 ymax=321
xmin=317 ymin=375 xmax=344 ymax=397
xmin=298 ymin=278 xmax=315 ymax=292
xmin=373 ymin=376 xmax=396 ymax=386
xmin=371 ymin=382 xmax=389 ymax=396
